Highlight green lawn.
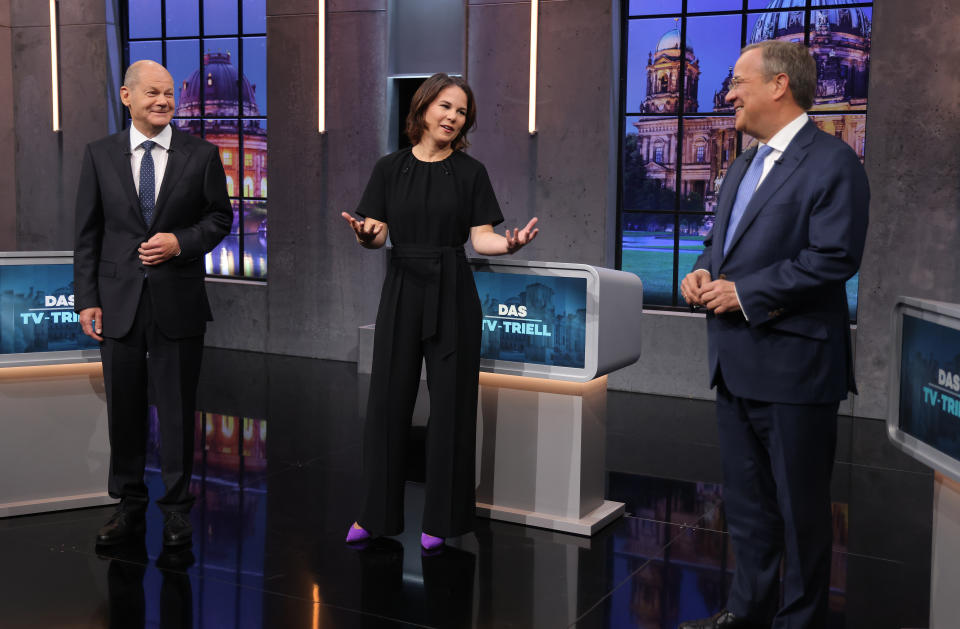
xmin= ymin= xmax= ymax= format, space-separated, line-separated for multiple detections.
xmin=622 ymin=249 xmax=702 ymax=307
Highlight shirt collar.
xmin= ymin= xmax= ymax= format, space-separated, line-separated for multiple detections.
xmin=761 ymin=112 xmax=809 ymax=156
xmin=129 ymin=124 xmax=172 ymax=152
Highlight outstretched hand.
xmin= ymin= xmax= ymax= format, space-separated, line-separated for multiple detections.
xmin=341 ymin=212 xmax=384 ymax=246
xmin=505 ymin=217 xmax=539 ymax=254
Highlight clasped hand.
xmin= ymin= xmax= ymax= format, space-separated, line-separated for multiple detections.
xmin=680 ymin=270 xmax=741 ymax=314
xmin=138 ymin=233 xmax=180 ymax=265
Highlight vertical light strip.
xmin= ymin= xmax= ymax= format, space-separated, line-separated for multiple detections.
xmin=312 ymin=584 xmax=321 ymax=629
xmin=528 ymin=0 xmax=538 ymax=135
xmin=318 ymin=0 xmax=326 ymax=134
xmin=49 ymin=0 xmax=60 ymax=132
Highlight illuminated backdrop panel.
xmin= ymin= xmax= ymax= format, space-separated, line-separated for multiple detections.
xmin=621 ymin=0 xmax=872 ymax=319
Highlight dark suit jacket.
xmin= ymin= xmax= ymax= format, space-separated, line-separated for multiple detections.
xmin=73 ymin=126 xmax=232 ymax=339
xmin=693 ymin=120 xmax=870 ymax=404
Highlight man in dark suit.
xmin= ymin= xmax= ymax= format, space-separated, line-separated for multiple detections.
xmin=74 ymin=60 xmax=231 ymax=547
xmin=679 ymin=41 xmax=869 ymax=629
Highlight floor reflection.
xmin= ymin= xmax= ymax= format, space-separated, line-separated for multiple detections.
xmin=0 ymin=350 xmax=934 ymax=628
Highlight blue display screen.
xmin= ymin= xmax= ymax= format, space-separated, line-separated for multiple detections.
xmin=899 ymin=314 xmax=960 ymax=462
xmin=473 ymin=271 xmax=587 ymax=369
xmin=0 ymin=264 xmax=98 ymax=355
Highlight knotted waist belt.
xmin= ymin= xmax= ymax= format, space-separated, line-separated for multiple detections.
xmin=389 ymin=244 xmax=466 ymax=358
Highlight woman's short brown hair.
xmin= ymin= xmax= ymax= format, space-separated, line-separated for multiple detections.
xmin=405 ymin=73 xmax=477 ymax=151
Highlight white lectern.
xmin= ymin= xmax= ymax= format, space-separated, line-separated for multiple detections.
xmin=472 ymin=260 xmax=643 ymax=536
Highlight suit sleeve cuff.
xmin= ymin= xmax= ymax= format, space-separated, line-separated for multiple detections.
xmin=734 ymin=284 xmax=749 ymax=322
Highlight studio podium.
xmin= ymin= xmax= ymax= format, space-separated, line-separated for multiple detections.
xmin=0 ymin=252 xmax=112 ymax=517
xmin=471 ymin=260 xmax=643 ymax=536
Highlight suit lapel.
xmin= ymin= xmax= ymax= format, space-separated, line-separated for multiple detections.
xmin=712 ymin=149 xmax=751 ymax=269
xmin=107 ymin=129 xmax=144 ymax=224
xmin=721 ymin=121 xmax=817 ymax=262
xmin=152 ymin=127 xmax=194 ymax=225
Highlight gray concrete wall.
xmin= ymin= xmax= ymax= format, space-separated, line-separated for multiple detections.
xmin=215 ymin=0 xmax=388 ymax=361
xmin=465 ymin=0 xmax=616 ymax=268
xmin=0 ymin=0 xmax=15 ymax=251
xmin=850 ymin=0 xmax=960 ymax=420
xmin=5 ymin=0 xmax=121 ymax=251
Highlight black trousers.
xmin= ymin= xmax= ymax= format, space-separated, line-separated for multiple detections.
xmin=715 ymin=380 xmax=838 ymax=629
xmin=101 ymin=282 xmax=203 ymax=515
xmin=360 ymin=257 xmax=481 ymax=538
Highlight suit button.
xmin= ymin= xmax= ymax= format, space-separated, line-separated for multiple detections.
xmin=719 ymin=274 xmax=727 ymax=280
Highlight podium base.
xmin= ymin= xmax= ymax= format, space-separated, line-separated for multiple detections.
xmin=476 ymin=499 xmax=625 ymax=537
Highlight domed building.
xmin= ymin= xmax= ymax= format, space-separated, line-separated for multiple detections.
xmin=641 ymin=26 xmax=700 ymax=114
xmin=175 ymin=51 xmax=268 ymax=277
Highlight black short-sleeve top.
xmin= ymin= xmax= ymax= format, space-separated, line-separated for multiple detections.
xmin=355 ymin=147 xmax=504 ymax=247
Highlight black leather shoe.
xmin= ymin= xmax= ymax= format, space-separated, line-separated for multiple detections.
xmin=162 ymin=512 xmax=193 ymax=547
xmin=678 ymin=609 xmax=761 ymax=629
xmin=96 ymin=510 xmax=146 ymax=546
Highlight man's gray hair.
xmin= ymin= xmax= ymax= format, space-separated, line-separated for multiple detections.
xmin=742 ymin=40 xmax=817 ymax=110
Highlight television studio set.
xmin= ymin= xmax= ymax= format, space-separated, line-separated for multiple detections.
xmin=1 ymin=1 xmax=959 ymax=628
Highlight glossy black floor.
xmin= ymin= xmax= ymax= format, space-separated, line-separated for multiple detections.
xmin=0 ymin=349 xmax=935 ymax=628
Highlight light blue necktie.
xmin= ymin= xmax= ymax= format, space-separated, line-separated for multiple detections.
xmin=139 ymin=140 xmax=156 ymax=226
xmin=723 ymin=144 xmax=774 ymax=256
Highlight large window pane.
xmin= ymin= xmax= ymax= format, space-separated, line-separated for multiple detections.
xmin=166 ymin=0 xmax=200 ymax=37
xmin=128 ymin=40 xmax=162 ymax=65
xmin=243 ymin=123 xmax=267 ymax=198
xmin=628 ymin=0 xmax=682 ymax=16
xmin=747 ymin=11 xmax=805 ymax=45
xmin=206 ymin=200 xmax=241 ymax=276
xmin=688 ymin=0 xmax=744 ymax=12
xmin=242 ymin=36 xmax=267 ymax=116
xmin=622 ymin=212 xmax=680 ymax=307
xmin=624 ymin=116 xmax=678 ymax=212
xmin=810 ymin=7 xmax=871 ymax=111
xmin=810 ymin=113 xmax=867 ymax=162
xmin=166 ymin=38 xmax=201 ymax=113
xmin=128 ymin=0 xmax=161 ymax=39
xmin=202 ymin=39 xmax=240 ymax=117
xmin=204 ymin=0 xmax=239 ymax=35
xmin=684 ymin=14 xmax=743 ymax=113
xmin=680 ymin=116 xmax=737 ymax=212
xmin=626 ymin=18 xmax=682 ymax=115
xmin=242 ymin=200 xmax=267 ymax=278
xmin=242 ymin=0 xmax=267 ymax=34
xmin=206 ymin=118 xmax=240 ymax=193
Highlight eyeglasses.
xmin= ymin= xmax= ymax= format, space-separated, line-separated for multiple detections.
xmin=728 ymin=76 xmax=752 ymax=90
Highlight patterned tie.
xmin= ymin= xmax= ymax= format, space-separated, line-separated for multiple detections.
xmin=723 ymin=144 xmax=774 ymax=256
xmin=139 ymin=140 xmax=156 ymax=226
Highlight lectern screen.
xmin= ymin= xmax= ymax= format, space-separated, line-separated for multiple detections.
xmin=0 ymin=263 xmax=98 ymax=356
xmin=473 ymin=271 xmax=587 ymax=369
xmin=897 ymin=313 xmax=960 ymax=463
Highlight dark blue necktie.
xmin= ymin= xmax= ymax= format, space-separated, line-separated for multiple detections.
xmin=139 ymin=140 xmax=156 ymax=226
xmin=723 ymin=144 xmax=774 ymax=256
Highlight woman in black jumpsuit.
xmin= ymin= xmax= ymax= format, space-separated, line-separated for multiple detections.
xmin=341 ymin=74 xmax=539 ymax=550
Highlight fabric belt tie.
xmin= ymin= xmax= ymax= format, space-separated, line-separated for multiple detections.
xmin=389 ymin=244 xmax=464 ymax=359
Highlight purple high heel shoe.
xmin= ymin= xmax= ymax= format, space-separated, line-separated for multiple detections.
xmin=420 ymin=532 xmax=444 ymax=551
xmin=346 ymin=522 xmax=371 ymax=544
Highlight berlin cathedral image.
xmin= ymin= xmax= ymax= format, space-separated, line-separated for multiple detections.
xmin=626 ymin=0 xmax=870 ymax=227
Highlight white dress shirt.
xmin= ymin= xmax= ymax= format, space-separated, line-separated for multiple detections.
xmin=129 ymin=124 xmax=172 ymax=204
xmin=753 ymin=112 xmax=809 ymax=190
xmin=697 ymin=112 xmax=810 ymax=318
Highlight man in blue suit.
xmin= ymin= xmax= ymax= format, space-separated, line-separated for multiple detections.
xmin=678 ymin=41 xmax=869 ymax=629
